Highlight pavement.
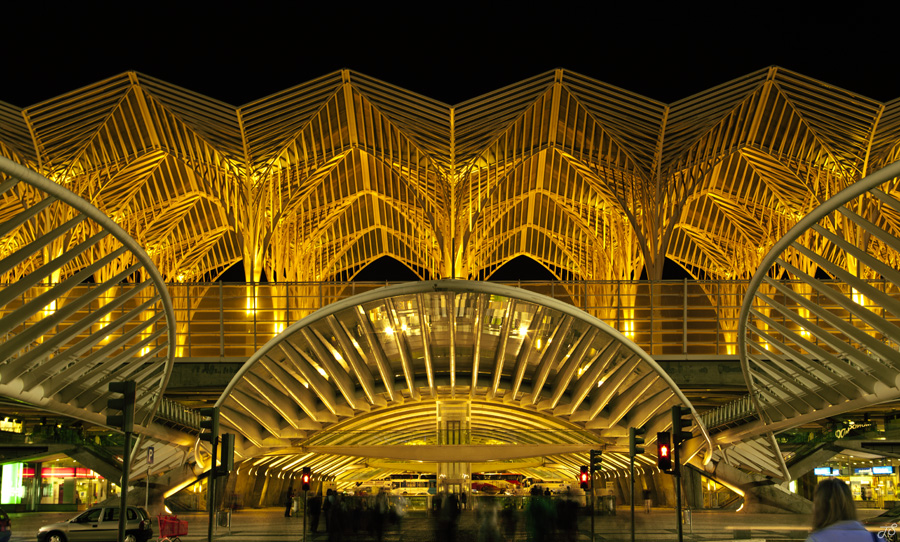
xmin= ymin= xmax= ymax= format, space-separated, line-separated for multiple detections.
xmin=4 ymin=505 xmax=891 ymax=542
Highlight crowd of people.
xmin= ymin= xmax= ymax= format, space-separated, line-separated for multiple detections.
xmin=293 ymin=488 xmax=409 ymax=542
xmin=284 ymin=486 xmax=584 ymax=542
xmin=280 ymin=479 xmax=889 ymax=541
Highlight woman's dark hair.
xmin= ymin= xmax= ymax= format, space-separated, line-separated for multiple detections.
xmin=812 ymin=478 xmax=857 ymax=531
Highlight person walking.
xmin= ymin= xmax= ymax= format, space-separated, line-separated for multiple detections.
xmin=309 ymin=492 xmax=323 ymax=532
xmin=285 ymin=487 xmax=295 ymax=517
xmin=805 ymin=478 xmax=875 ymax=541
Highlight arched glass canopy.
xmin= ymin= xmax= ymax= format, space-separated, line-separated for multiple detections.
xmin=216 ymin=280 xmax=711 ymax=482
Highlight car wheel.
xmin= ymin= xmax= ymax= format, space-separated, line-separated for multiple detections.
xmin=48 ymin=532 xmax=67 ymax=542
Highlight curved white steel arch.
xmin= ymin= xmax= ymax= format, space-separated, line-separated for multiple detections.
xmin=215 ymin=280 xmax=711 ymax=482
xmin=0 ymin=156 xmax=177 ymax=436
xmin=731 ymin=159 xmax=900 ymax=479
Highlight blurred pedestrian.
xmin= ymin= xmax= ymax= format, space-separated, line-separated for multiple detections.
xmin=285 ymin=487 xmax=295 ymax=517
xmin=309 ymin=492 xmax=322 ymax=532
xmin=556 ymin=489 xmax=578 ymax=542
xmin=436 ymin=492 xmax=461 ymax=542
xmin=477 ymin=497 xmax=501 ymax=542
xmin=526 ymin=494 xmax=556 ymax=542
xmin=323 ymin=489 xmax=334 ymax=533
xmin=373 ymin=489 xmax=389 ymax=542
xmin=500 ymin=499 xmax=518 ymax=542
xmin=805 ymin=478 xmax=873 ymax=541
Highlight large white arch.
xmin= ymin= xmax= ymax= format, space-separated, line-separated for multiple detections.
xmin=727 ymin=159 xmax=900 ymax=480
xmin=215 ymin=280 xmax=712 ymax=482
xmin=0 ymin=156 xmax=188 ymax=480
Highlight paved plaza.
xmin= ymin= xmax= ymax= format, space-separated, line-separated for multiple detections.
xmin=5 ymin=506 xmax=891 ymax=542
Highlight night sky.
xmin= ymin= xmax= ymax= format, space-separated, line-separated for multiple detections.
xmin=4 ymin=5 xmax=898 ymax=107
xmin=4 ymin=4 xmax=897 ymax=281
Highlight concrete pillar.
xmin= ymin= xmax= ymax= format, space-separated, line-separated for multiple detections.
xmin=679 ymin=466 xmax=701 ymax=509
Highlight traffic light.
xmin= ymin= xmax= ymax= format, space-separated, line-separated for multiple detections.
xmin=579 ymin=465 xmax=589 ymax=490
xmin=199 ymin=407 xmax=219 ymax=444
xmin=629 ymin=427 xmax=645 ymax=458
xmin=671 ymin=406 xmax=692 ymax=448
xmin=107 ymin=381 xmax=136 ymax=432
xmin=590 ymin=449 xmax=602 ymax=474
xmin=302 ymin=467 xmax=311 ymax=491
xmin=657 ymin=431 xmax=672 ymax=472
xmin=220 ymin=433 xmax=235 ymax=473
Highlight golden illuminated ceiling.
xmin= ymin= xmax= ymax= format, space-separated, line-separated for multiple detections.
xmin=2 ymin=67 xmax=898 ymax=286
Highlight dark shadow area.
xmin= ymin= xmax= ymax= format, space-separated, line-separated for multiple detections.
xmin=487 ymin=255 xmax=559 ymax=281
xmin=661 ymin=258 xmax=693 ymax=280
xmin=217 ymin=261 xmax=271 ymax=283
xmin=351 ymin=256 xmax=426 ymax=282
xmin=637 ymin=258 xmax=694 ymax=281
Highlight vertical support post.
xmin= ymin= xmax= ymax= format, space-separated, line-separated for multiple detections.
xmin=682 ymin=278 xmax=688 ymax=355
xmin=218 ymin=282 xmax=224 ymax=358
xmin=118 ymin=430 xmax=132 ymax=542
xmin=649 ymin=281 xmax=655 ymax=354
xmin=674 ymin=457 xmax=683 ymax=542
xmin=303 ymin=489 xmax=308 ymax=542
xmin=207 ymin=438 xmax=217 ymax=542
xmin=671 ymin=405 xmax=690 ymax=542
xmin=715 ymin=280 xmax=720 ymax=354
xmin=630 ymin=453 xmax=636 ymax=542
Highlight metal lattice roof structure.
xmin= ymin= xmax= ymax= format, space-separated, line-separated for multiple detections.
xmin=0 ymin=155 xmax=188 ymax=478
xmin=2 ymin=67 xmax=899 ymax=289
xmin=723 ymin=159 xmax=900 ymax=481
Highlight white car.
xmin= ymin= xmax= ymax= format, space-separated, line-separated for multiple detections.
xmin=37 ymin=506 xmax=152 ymax=542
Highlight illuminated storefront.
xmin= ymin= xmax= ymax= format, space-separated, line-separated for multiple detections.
xmin=1 ymin=460 xmax=113 ymax=509
xmin=814 ymin=465 xmax=897 ymax=505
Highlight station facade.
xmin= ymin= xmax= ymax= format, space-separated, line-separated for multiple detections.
xmin=1 ymin=67 xmax=899 ymax=513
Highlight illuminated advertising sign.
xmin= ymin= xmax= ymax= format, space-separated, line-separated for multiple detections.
xmin=857 ymin=466 xmax=896 ymax=475
xmin=814 ymin=467 xmax=840 ymax=476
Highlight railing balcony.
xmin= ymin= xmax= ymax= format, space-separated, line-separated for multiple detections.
xmin=3 ymin=278 xmax=897 ymax=363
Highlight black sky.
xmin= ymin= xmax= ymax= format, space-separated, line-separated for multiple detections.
xmin=4 ymin=4 xmax=899 ymax=108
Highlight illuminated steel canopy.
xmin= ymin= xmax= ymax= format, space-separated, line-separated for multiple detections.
xmin=0 ymin=156 xmax=176 ymax=441
xmin=718 ymin=160 xmax=900 ymax=480
xmin=216 ymin=280 xmax=712 ymax=480
xmin=2 ymin=67 xmax=898 ymax=289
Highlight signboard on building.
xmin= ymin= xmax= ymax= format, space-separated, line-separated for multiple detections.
xmin=855 ymin=466 xmax=894 ymax=475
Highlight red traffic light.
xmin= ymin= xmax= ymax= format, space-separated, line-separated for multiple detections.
xmin=302 ymin=466 xmax=311 ymax=491
xmin=657 ymin=431 xmax=673 ymax=472
xmin=579 ymin=465 xmax=589 ymax=489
